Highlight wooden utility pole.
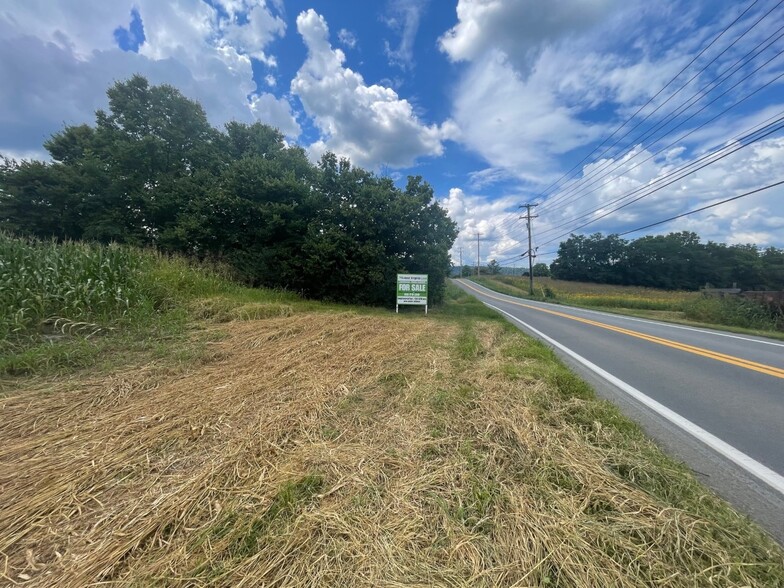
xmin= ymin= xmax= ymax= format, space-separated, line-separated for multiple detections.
xmin=475 ymin=232 xmax=482 ymax=276
xmin=521 ymin=204 xmax=538 ymax=295
xmin=459 ymin=246 xmax=463 ymax=278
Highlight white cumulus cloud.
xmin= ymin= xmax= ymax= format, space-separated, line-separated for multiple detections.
xmin=441 ymin=187 xmax=525 ymax=265
xmin=291 ymin=8 xmax=450 ymax=169
xmin=337 ymin=28 xmax=357 ymax=49
xmin=440 ymin=0 xmax=621 ymax=70
xmin=0 ymin=0 xmax=300 ymax=159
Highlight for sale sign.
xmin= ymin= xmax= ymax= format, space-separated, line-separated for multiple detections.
xmin=396 ymin=274 xmax=428 ymax=308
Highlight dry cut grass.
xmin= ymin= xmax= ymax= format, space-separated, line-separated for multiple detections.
xmin=1 ymin=308 xmax=782 ymax=586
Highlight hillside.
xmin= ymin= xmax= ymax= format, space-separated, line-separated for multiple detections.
xmin=1 ymin=238 xmax=783 ymax=586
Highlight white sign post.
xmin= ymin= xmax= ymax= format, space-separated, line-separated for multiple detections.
xmin=396 ymin=274 xmax=428 ymax=314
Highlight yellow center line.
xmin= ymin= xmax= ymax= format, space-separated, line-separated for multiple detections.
xmin=461 ymin=281 xmax=784 ymax=380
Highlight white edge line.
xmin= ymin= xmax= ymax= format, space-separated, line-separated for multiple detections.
xmin=463 ymin=279 xmax=784 ymax=348
xmin=483 ymin=300 xmax=784 ymax=497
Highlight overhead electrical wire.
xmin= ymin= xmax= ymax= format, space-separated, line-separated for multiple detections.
xmin=616 ymin=179 xmax=784 ymax=236
xmin=542 ymin=3 xmax=783 ymax=212
xmin=536 ymin=113 xmax=784 ymax=247
xmin=531 ymin=0 xmax=766 ymax=204
xmin=483 ymin=96 xmax=784 ymax=264
xmin=536 ymin=103 xmax=784 ymax=240
xmin=498 ymin=180 xmax=784 ymax=265
xmin=541 ymin=14 xmax=784 ymax=215
xmin=477 ymin=0 xmax=784 ymax=264
xmin=496 ymin=107 xmax=784 ymax=256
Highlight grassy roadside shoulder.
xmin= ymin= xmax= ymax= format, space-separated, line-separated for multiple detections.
xmin=471 ymin=275 xmax=784 ymax=340
xmin=1 ymin=275 xmax=782 ymax=586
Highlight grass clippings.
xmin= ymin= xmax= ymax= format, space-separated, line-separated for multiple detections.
xmin=1 ymin=288 xmax=782 ymax=587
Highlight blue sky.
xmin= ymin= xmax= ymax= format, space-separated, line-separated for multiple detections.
xmin=1 ymin=0 xmax=783 ymax=267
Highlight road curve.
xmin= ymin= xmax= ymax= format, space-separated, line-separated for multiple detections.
xmin=453 ymin=279 xmax=784 ymax=543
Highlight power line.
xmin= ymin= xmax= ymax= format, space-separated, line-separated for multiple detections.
xmin=539 ymin=63 xmax=784 ymax=233
xmin=470 ymin=2 xmax=784 ymax=265
xmin=478 ymin=93 xmax=784 ymax=263
xmin=536 ymin=113 xmax=784 ymax=247
xmin=519 ymin=180 xmax=783 ymax=263
xmin=517 ymin=181 xmax=784 ymax=264
xmin=535 ymin=58 xmax=784 ymax=239
xmin=534 ymin=0 xmax=769 ymax=205
xmin=536 ymin=107 xmax=784 ymax=242
xmin=542 ymin=14 xmax=784 ymax=215
xmin=617 ymin=179 xmax=784 ymax=236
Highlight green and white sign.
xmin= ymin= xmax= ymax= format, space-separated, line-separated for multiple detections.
xmin=397 ymin=274 xmax=428 ymax=313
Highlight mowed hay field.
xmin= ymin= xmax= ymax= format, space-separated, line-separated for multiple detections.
xmin=2 ymin=288 xmax=783 ymax=587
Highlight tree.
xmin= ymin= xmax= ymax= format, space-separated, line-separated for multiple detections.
xmin=532 ymin=262 xmax=550 ymax=277
xmin=486 ymin=259 xmax=501 ymax=275
xmin=760 ymin=247 xmax=784 ymax=290
xmin=0 ymin=76 xmax=458 ymax=306
xmin=548 ymin=231 xmax=782 ymax=290
xmin=299 ymin=163 xmax=456 ymax=305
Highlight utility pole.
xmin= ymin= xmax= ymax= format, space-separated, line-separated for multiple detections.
xmin=475 ymin=232 xmax=482 ymax=277
xmin=520 ymin=204 xmax=538 ymax=295
xmin=459 ymin=246 xmax=463 ymax=278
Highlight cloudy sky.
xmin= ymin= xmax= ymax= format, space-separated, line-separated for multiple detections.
xmin=1 ymin=0 xmax=783 ymax=266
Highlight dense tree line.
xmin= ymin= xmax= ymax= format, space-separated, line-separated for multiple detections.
xmin=550 ymin=232 xmax=784 ymax=290
xmin=0 ymin=76 xmax=457 ymax=305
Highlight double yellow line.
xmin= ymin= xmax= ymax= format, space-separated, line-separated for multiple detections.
xmin=461 ymin=281 xmax=784 ymax=380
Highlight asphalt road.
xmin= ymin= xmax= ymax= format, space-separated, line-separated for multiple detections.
xmin=454 ymin=279 xmax=784 ymax=543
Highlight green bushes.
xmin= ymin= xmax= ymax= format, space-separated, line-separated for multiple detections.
xmin=683 ymin=295 xmax=782 ymax=331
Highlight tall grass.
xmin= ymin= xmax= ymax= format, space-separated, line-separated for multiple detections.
xmin=684 ymin=295 xmax=783 ymax=331
xmin=482 ymin=275 xmax=694 ymax=311
xmin=0 ymin=233 xmax=317 ymax=376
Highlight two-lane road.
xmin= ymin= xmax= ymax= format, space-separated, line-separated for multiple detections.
xmin=454 ymin=279 xmax=784 ymax=542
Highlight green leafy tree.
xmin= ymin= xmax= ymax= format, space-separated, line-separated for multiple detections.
xmin=532 ymin=262 xmax=550 ymax=277
xmin=0 ymin=76 xmax=458 ymax=306
xmin=550 ymin=231 xmax=783 ymax=290
xmin=486 ymin=259 xmax=501 ymax=275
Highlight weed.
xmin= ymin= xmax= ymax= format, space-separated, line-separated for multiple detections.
xmin=451 ymin=478 xmax=502 ymax=535
xmin=684 ymin=295 xmax=781 ymax=330
xmin=230 ymin=475 xmax=324 ymax=558
xmin=454 ymin=326 xmax=483 ymax=360
xmin=429 ymin=385 xmax=475 ymax=412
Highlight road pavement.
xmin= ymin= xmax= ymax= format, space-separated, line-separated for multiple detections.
xmin=454 ymin=278 xmax=784 ymax=543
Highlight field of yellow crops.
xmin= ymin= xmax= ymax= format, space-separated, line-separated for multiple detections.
xmin=480 ymin=275 xmax=697 ymax=311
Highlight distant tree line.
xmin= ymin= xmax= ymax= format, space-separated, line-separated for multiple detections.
xmin=550 ymin=232 xmax=784 ymax=291
xmin=0 ymin=76 xmax=457 ymax=305
xmin=454 ymin=261 xmax=550 ymax=278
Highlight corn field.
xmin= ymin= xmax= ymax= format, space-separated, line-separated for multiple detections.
xmin=0 ymin=232 xmax=150 ymax=341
